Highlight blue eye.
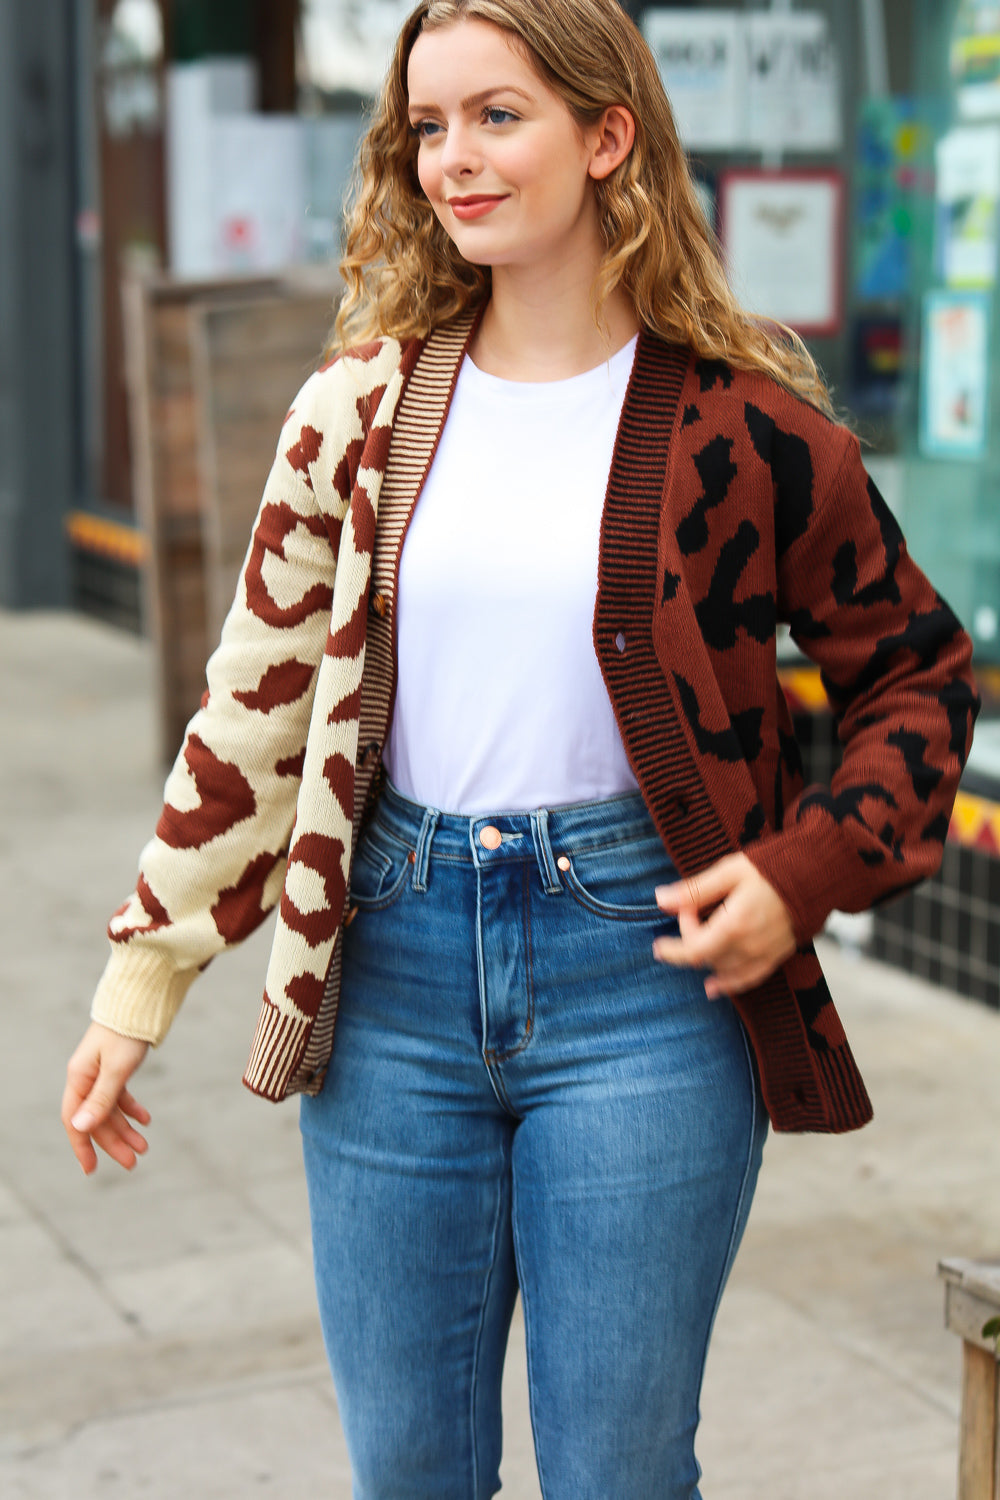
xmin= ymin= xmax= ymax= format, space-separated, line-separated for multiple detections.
xmin=411 ymin=119 xmax=443 ymax=140
xmin=484 ymin=106 xmax=517 ymax=126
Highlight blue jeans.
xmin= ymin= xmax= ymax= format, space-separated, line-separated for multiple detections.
xmin=301 ymin=783 xmax=767 ymax=1500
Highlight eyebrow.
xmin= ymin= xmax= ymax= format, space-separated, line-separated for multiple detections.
xmin=407 ymin=85 xmax=535 ymax=116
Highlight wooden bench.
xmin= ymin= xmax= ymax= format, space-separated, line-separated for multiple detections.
xmin=940 ymin=1258 xmax=1000 ymax=1499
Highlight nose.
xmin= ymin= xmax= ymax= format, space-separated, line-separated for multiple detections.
xmin=440 ymin=120 xmax=479 ymax=179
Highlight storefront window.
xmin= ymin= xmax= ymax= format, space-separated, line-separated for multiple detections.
xmin=897 ymin=0 xmax=1000 ymax=669
xmin=299 ymin=0 xmax=413 ymax=99
xmin=634 ymin=2 xmax=1000 ymax=680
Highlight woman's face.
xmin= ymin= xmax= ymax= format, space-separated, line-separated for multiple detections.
xmin=406 ymin=18 xmax=607 ymax=281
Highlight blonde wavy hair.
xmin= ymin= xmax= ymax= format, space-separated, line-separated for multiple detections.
xmin=332 ymin=0 xmax=834 ymax=415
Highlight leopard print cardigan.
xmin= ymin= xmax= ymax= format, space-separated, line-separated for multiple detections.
xmin=90 ymin=319 xmax=978 ymax=1132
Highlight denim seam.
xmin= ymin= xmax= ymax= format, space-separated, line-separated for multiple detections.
xmin=483 ymin=862 xmax=535 ymax=1066
xmin=691 ymin=1022 xmax=764 ymax=1426
xmin=412 ymin=808 xmax=439 ymax=893
xmin=510 ymin=1176 xmax=550 ymax=1500
xmin=468 ymin=1134 xmax=510 ymax=1500
xmin=561 ymin=868 xmax=669 ymax=923
xmin=350 ymin=861 xmax=412 ymax=913
xmin=530 ymin=810 xmax=563 ymax=894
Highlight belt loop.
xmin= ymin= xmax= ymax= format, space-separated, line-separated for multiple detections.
xmin=412 ymin=807 xmax=439 ymax=893
xmin=531 ymin=809 xmax=562 ymax=895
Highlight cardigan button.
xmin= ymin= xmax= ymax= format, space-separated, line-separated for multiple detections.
xmin=370 ymin=592 xmax=388 ymax=618
xmin=614 ymin=631 xmax=627 ymax=654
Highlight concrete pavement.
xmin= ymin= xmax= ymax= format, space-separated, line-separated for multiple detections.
xmin=2 ymin=608 xmax=998 ymax=1499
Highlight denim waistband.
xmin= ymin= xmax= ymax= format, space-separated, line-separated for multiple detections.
xmin=372 ymin=781 xmax=660 ymax=895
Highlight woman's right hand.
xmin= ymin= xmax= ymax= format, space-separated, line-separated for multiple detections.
xmin=62 ymin=1022 xmax=151 ymax=1175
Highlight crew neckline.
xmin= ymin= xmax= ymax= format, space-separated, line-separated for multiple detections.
xmin=462 ymin=334 xmax=639 ymax=395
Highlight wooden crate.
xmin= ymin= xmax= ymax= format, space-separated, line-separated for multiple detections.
xmin=191 ymin=291 xmax=338 ymax=641
xmin=122 ymin=272 xmax=338 ymax=762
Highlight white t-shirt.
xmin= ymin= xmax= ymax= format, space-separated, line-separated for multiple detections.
xmin=384 ymin=337 xmax=640 ymax=815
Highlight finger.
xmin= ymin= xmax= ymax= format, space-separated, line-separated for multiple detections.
xmin=70 ymin=1065 xmax=138 ymax=1135
xmin=704 ymin=959 xmax=773 ymax=1000
xmin=66 ymin=1126 xmax=99 ymax=1174
xmin=655 ymin=856 xmax=742 ymax=915
xmin=654 ymin=901 xmax=734 ymax=970
xmin=90 ymin=1111 xmax=148 ymax=1170
xmin=61 ymin=1078 xmax=100 ymax=1174
xmin=119 ymin=1089 xmax=152 ymax=1127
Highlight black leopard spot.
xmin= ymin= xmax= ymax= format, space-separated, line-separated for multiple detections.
xmin=886 ymin=727 xmax=944 ymax=804
xmin=694 ymin=520 xmax=775 ymax=649
xmin=682 ymin=403 xmax=701 ymax=428
xmin=921 ymin=811 xmax=950 ymax=844
xmin=937 ymin=677 xmax=979 ymax=759
xmin=677 ymin=436 xmax=737 ymax=556
xmin=744 ymin=403 xmax=815 ymax=557
xmin=740 ymin=805 xmax=768 ymax=845
xmin=779 ymin=726 xmax=804 ymax=779
xmin=787 ymin=606 xmax=831 ymax=642
xmin=695 ymin=358 xmax=733 ymax=393
xmin=674 ymin=672 xmax=763 ymax=764
xmin=830 ymin=480 xmax=905 ymax=610
xmin=843 ymin=604 xmax=964 ymax=701
xmin=798 ymin=782 xmax=898 ymax=828
xmin=796 ymin=980 xmax=837 ymax=1053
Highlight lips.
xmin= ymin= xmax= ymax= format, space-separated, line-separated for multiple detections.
xmin=448 ymin=195 xmax=507 ymax=221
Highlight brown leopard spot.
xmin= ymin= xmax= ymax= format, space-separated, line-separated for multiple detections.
xmin=156 ymin=735 xmax=256 ymax=850
xmin=280 ymin=833 xmax=347 ymax=944
xmin=233 ymin=659 xmax=315 ymax=714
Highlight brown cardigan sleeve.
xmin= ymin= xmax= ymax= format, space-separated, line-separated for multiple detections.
xmin=746 ymin=427 xmax=979 ymax=943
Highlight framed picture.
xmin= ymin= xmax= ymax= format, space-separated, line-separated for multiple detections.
xmin=920 ymin=290 xmax=991 ymax=460
xmin=717 ymin=169 xmax=845 ymax=337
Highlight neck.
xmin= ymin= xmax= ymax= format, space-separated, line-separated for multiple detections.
xmin=470 ymin=264 xmax=640 ymax=382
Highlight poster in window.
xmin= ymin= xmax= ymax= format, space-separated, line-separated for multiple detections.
xmin=920 ymin=290 xmax=990 ymax=459
xmin=951 ymin=2 xmax=1000 ymax=120
xmin=642 ymin=10 xmax=745 ymax=151
xmin=718 ymin=169 xmax=844 ymax=336
xmin=935 ymin=125 xmax=1000 ymax=288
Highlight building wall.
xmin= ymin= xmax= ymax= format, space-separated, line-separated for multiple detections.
xmin=0 ymin=0 xmax=77 ymax=608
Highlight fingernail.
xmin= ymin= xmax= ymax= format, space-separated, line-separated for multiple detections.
xmin=72 ymin=1109 xmax=94 ymax=1132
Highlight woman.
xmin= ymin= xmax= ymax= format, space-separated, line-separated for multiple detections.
xmin=63 ymin=2 xmax=978 ymax=1496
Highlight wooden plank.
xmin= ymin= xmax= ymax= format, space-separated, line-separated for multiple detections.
xmin=191 ymin=290 xmax=337 ymax=639
xmin=122 ymin=271 xmax=339 ymax=761
xmin=959 ymin=1342 xmax=998 ymax=1500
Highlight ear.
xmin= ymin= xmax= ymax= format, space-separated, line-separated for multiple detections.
xmin=587 ymin=105 xmax=636 ymax=181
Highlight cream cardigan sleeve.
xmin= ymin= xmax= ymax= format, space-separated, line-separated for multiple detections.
xmin=89 ymin=344 xmax=399 ymax=1045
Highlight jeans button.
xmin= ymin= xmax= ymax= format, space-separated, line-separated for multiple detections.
xmin=479 ymin=825 xmax=502 ymax=850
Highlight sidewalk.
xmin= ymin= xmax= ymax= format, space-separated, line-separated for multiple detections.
xmin=2 ymin=608 xmax=998 ymax=1500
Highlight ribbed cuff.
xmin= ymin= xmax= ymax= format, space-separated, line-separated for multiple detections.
xmin=744 ymin=814 xmax=859 ymax=946
xmin=90 ymin=945 xmax=198 ymax=1046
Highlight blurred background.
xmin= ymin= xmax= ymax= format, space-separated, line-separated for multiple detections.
xmin=3 ymin=8 xmax=1000 ymax=1494
xmin=3 ymin=0 xmax=1000 ymax=1009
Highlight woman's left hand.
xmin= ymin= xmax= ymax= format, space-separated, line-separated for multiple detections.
xmin=653 ymin=853 xmax=797 ymax=999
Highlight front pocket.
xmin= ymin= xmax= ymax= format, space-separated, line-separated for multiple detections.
xmin=349 ymin=831 xmax=412 ymax=911
xmin=558 ymin=834 xmax=679 ymax=924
